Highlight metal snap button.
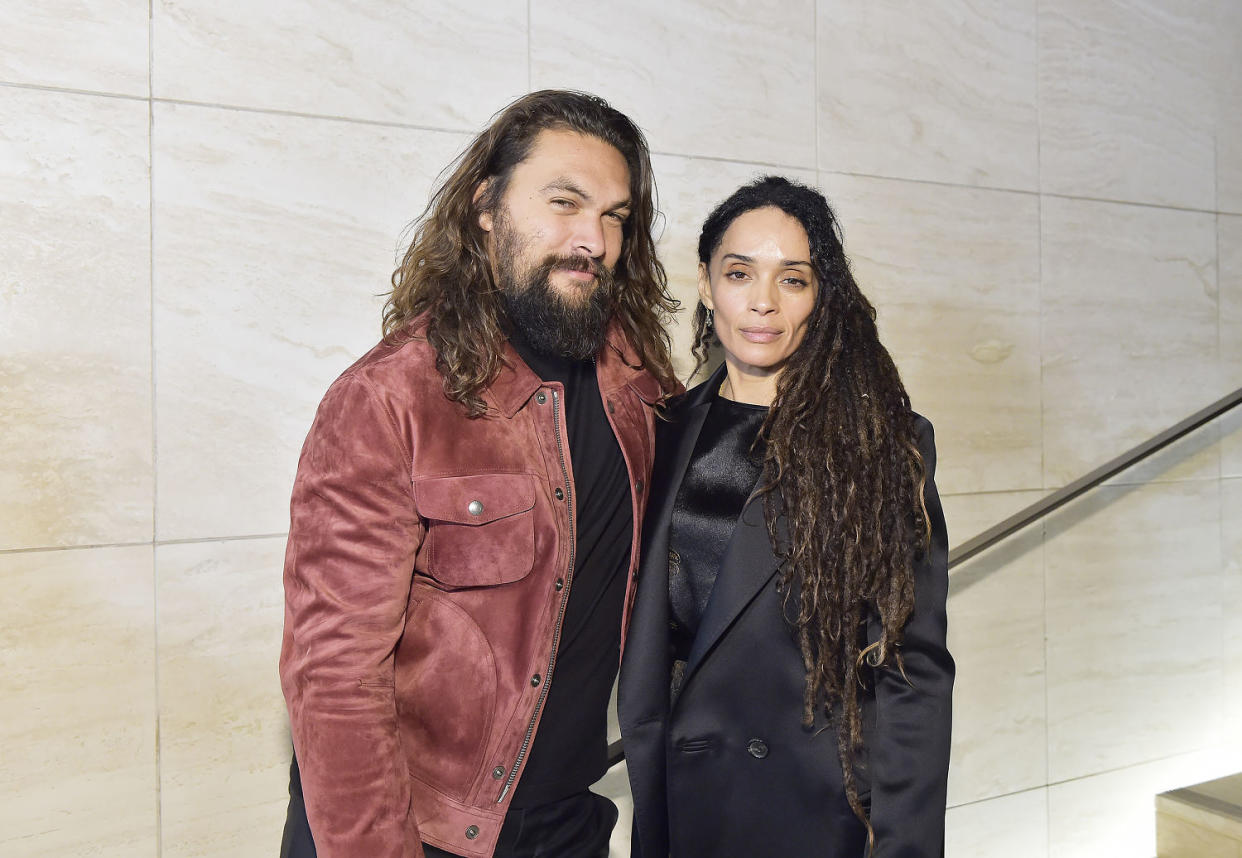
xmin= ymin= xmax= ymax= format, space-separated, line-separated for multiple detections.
xmin=465 ymin=825 xmax=480 ymax=839
xmin=492 ymin=766 xmax=505 ymax=779
xmin=530 ymin=674 xmax=541 ymax=687
xmin=554 ymin=578 xmax=564 ymax=591
xmin=554 ymin=487 xmax=564 ymax=501
xmin=467 ymin=500 xmax=484 ymax=516
xmin=635 ymin=480 xmax=644 ymax=494
xmin=535 ymin=391 xmax=547 ymax=404
xmin=747 ymin=738 xmax=768 ymax=759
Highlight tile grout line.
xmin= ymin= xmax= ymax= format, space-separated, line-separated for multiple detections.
xmin=147 ymin=3 xmax=162 ymax=856
xmin=1034 ymin=1 xmax=1052 ymax=829
xmin=0 ymin=532 xmax=291 ymax=556
xmin=0 ymin=78 xmax=1227 ymax=216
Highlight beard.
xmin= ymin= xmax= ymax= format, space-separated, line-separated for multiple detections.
xmin=491 ymin=212 xmax=616 ymax=361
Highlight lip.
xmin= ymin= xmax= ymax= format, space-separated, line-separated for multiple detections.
xmin=739 ymin=327 xmax=781 ymax=343
xmin=555 ymin=267 xmax=598 ymax=283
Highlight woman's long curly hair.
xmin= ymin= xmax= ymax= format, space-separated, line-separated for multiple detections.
xmin=692 ymin=176 xmax=930 ymax=844
xmin=381 ymin=90 xmax=679 ymax=415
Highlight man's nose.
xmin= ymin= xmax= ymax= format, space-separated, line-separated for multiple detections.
xmin=572 ymin=216 xmax=607 ymax=259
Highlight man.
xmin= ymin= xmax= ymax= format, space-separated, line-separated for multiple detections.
xmin=278 ymin=90 xmax=680 ymax=858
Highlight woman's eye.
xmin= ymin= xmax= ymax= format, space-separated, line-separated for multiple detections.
xmin=725 ymin=270 xmax=748 ymax=280
xmin=784 ymin=277 xmax=809 ymax=288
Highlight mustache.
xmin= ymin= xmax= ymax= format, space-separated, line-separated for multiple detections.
xmin=548 ymin=254 xmax=602 ymax=277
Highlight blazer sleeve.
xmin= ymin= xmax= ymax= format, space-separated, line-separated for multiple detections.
xmin=278 ymin=373 xmax=425 ymax=858
xmin=866 ymin=415 xmax=954 ymax=857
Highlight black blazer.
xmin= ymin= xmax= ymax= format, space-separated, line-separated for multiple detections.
xmin=618 ymin=365 xmax=954 ymax=858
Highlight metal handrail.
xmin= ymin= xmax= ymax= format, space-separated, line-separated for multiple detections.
xmin=604 ymin=384 xmax=1242 ymax=770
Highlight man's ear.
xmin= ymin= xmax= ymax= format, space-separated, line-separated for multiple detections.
xmin=474 ymin=180 xmax=493 ymax=232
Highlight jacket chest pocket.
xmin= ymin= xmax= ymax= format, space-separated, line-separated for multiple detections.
xmin=414 ymin=473 xmax=537 ymax=588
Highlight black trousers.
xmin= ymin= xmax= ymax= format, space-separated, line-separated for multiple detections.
xmin=280 ymin=756 xmax=618 ymax=858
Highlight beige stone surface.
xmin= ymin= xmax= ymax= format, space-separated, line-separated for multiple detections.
xmin=1224 ymin=479 xmax=1242 ymax=743
xmin=532 ymin=0 xmax=816 ymax=168
xmin=1221 ymin=216 xmax=1242 ymax=478
xmin=1044 ymin=481 xmax=1224 ymax=782
xmin=0 ymin=0 xmax=148 ymax=95
xmin=1156 ymin=809 xmax=1242 ymax=858
xmin=946 ymin=788 xmax=1048 ymax=858
xmin=1214 ymin=2 xmax=1242 ymax=215
xmin=942 ymin=491 xmax=1047 ymax=805
xmin=817 ymin=0 xmax=1039 ymax=191
xmin=0 ymin=545 xmax=157 ymax=857
xmin=1041 ymin=196 xmax=1220 ymax=489
xmin=152 ymin=0 xmax=527 ymax=129
xmin=0 ymin=87 xmax=153 ymax=551
xmin=1039 ymin=0 xmax=1218 ymax=209
xmin=821 ymin=172 xmax=1042 ymax=496
xmin=152 ymin=101 xmax=469 ymax=540
xmin=156 ymin=537 xmax=289 ymax=857
xmin=1048 ymin=749 xmax=1242 ymax=858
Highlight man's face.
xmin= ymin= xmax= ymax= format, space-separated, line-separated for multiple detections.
xmin=479 ymin=129 xmax=633 ymax=358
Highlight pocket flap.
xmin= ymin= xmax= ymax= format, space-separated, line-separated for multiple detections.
xmin=414 ymin=473 xmax=536 ymax=525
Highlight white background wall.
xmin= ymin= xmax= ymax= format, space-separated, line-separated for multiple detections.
xmin=1 ymin=1 xmax=1240 ymax=856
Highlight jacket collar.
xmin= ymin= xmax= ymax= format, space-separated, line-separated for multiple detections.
xmin=485 ymin=318 xmax=661 ymax=418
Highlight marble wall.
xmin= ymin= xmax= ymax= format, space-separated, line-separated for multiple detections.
xmin=2 ymin=1 xmax=1240 ymax=856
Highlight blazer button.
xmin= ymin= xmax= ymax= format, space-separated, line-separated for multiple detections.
xmin=747 ymin=739 xmax=768 ymax=759
xmin=465 ymin=825 xmax=480 ymax=839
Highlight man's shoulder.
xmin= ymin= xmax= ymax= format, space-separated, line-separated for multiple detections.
xmin=324 ymin=327 xmax=441 ymax=410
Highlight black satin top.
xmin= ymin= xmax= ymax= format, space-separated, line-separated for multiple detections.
xmin=668 ymin=395 xmax=768 ymax=688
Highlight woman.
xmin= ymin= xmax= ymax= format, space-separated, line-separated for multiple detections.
xmin=618 ymin=176 xmax=952 ymax=857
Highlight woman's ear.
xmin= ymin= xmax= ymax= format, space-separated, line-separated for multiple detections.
xmin=696 ymin=261 xmax=713 ymax=309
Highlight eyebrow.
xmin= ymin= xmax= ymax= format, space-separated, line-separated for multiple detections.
xmin=542 ymin=177 xmax=631 ymax=213
xmin=721 ymin=253 xmax=812 ymax=267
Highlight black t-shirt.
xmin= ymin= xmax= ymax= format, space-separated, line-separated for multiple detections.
xmin=508 ymin=335 xmax=633 ymax=808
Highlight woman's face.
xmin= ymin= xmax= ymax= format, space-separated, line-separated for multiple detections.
xmin=699 ymin=206 xmax=818 ymax=397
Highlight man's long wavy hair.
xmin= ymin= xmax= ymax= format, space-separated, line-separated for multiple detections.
xmin=382 ymin=90 xmax=679 ymax=415
xmin=691 ymin=176 xmax=930 ymax=846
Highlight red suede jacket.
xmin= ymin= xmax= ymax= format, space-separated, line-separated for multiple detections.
xmin=279 ymin=321 xmax=663 ymax=858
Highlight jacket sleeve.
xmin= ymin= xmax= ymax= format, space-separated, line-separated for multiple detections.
xmin=867 ymin=416 xmax=954 ymax=857
xmin=278 ymin=373 xmax=425 ymax=858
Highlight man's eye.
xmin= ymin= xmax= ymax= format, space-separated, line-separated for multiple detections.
xmin=551 ymin=198 xmax=574 ymax=209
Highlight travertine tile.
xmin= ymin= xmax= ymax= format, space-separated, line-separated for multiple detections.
xmin=1041 ymin=196 xmax=1219 ymax=489
xmin=152 ymin=101 xmax=469 ymax=540
xmin=820 ymin=172 xmax=1042 ymax=496
xmin=1224 ymin=479 xmax=1242 ymax=749
xmin=1039 ymin=0 xmax=1217 ymax=210
xmin=1156 ymin=808 xmax=1242 ymax=858
xmin=531 ymin=0 xmax=816 ymax=168
xmin=0 ymin=1 xmax=148 ymax=95
xmin=943 ymin=492 xmax=1046 ymax=805
xmin=946 ymin=788 xmax=1047 ymax=858
xmin=817 ymin=0 xmax=1038 ymax=191
xmin=153 ymin=0 xmax=527 ymax=129
xmin=1222 ymin=216 xmax=1242 ymax=478
xmin=0 ymin=87 xmax=152 ymax=550
xmin=650 ymin=155 xmax=816 ymax=381
xmin=1215 ymin=3 xmax=1242 ymax=215
xmin=0 ymin=546 xmax=157 ymax=857
xmin=1044 ymin=481 xmax=1223 ymax=782
xmin=157 ymin=538 xmax=289 ymax=857
xmin=1049 ymin=749 xmax=1242 ymax=858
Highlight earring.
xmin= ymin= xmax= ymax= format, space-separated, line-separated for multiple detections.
xmin=705 ymin=308 xmax=714 ymax=331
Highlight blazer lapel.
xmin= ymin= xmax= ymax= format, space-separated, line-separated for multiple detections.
xmin=618 ymin=365 xmax=721 ymax=725
xmin=682 ymin=493 xmax=782 ymax=686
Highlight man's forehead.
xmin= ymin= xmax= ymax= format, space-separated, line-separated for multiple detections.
xmin=515 ymin=129 xmax=630 ymax=198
